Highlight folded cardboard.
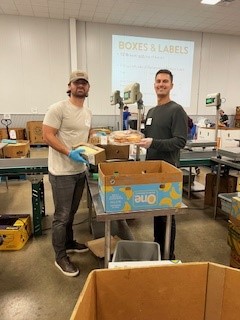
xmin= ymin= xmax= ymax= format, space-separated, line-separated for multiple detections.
xmin=70 ymin=262 xmax=240 ymax=320
xmin=98 ymin=160 xmax=183 ymax=213
xmin=0 ymin=214 xmax=31 ymax=250
xmin=73 ymin=143 xmax=106 ymax=165
xmin=86 ymin=236 xmax=120 ymax=258
xmin=3 ymin=140 xmax=30 ymax=158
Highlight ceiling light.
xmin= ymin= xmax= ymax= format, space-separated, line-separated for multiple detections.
xmin=201 ymin=0 xmax=221 ymax=5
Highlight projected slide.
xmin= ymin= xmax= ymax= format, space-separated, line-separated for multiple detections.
xmin=112 ymin=35 xmax=194 ymax=108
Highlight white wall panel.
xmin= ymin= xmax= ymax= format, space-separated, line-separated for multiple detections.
xmin=1 ymin=16 xmax=240 ymax=117
xmin=199 ymin=33 xmax=240 ymax=116
xmin=0 ymin=15 xmax=70 ymax=114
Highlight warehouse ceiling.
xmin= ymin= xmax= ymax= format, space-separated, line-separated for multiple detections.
xmin=0 ymin=0 xmax=240 ymax=36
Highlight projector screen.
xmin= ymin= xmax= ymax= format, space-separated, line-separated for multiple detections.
xmin=112 ymin=35 xmax=194 ymax=108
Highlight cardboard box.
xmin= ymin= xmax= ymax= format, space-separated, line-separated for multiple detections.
xmin=26 ymin=121 xmax=44 ymax=144
xmin=73 ymin=143 xmax=106 ymax=165
xmin=0 ymin=214 xmax=31 ymax=250
xmin=70 ymin=262 xmax=240 ymax=320
xmin=0 ymin=128 xmax=26 ymax=140
xmin=88 ymin=128 xmax=111 ymax=145
xmin=204 ymin=173 xmax=237 ymax=206
xmin=3 ymin=140 xmax=30 ymax=158
xmin=98 ymin=144 xmax=129 ymax=160
xmin=98 ymin=161 xmax=182 ymax=213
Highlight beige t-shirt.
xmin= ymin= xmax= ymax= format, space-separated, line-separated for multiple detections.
xmin=43 ymin=100 xmax=92 ymax=175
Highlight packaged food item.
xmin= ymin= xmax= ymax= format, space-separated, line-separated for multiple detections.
xmin=73 ymin=143 xmax=106 ymax=165
xmin=88 ymin=128 xmax=111 ymax=145
xmin=109 ymin=130 xmax=144 ymax=145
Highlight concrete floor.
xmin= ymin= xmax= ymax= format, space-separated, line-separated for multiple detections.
xmin=0 ymin=148 xmax=231 ymax=320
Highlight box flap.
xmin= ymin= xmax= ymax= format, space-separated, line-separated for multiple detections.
xmin=98 ymin=160 xmax=182 ymax=186
xmin=205 ymin=263 xmax=226 ymax=320
xmin=205 ymin=262 xmax=240 ymax=320
xmin=70 ymin=270 xmax=97 ymax=320
xmin=94 ymin=263 xmax=208 ymax=320
xmin=221 ymin=267 xmax=240 ymax=320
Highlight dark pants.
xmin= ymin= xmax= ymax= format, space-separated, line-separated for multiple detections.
xmin=154 ymin=215 xmax=176 ymax=260
xmin=49 ymin=172 xmax=86 ymax=261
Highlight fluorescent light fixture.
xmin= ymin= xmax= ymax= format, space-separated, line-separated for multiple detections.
xmin=201 ymin=0 xmax=221 ymax=4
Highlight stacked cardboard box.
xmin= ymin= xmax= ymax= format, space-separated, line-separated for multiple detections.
xmin=0 ymin=128 xmax=26 ymax=140
xmin=3 ymin=140 xmax=30 ymax=158
xmin=235 ymin=106 xmax=240 ymax=128
xmin=26 ymin=121 xmax=44 ymax=144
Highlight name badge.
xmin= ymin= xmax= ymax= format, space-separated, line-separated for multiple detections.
xmin=146 ymin=118 xmax=152 ymax=125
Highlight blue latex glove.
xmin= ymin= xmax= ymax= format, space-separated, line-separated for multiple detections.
xmin=68 ymin=149 xmax=88 ymax=164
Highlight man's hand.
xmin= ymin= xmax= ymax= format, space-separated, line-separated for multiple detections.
xmin=137 ymin=138 xmax=153 ymax=149
xmin=68 ymin=149 xmax=88 ymax=164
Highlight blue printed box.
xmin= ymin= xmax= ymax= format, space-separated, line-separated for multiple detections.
xmin=98 ymin=161 xmax=183 ymax=213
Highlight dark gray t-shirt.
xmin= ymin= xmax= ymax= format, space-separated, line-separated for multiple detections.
xmin=144 ymin=101 xmax=188 ymax=166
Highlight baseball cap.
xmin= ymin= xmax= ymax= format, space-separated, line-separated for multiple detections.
xmin=68 ymin=70 xmax=89 ymax=84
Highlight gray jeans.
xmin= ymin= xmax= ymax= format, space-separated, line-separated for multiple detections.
xmin=49 ymin=171 xmax=86 ymax=261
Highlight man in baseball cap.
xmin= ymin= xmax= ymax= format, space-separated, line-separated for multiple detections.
xmin=42 ymin=69 xmax=92 ymax=277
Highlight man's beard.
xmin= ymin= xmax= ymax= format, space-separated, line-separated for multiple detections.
xmin=72 ymin=91 xmax=88 ymax=98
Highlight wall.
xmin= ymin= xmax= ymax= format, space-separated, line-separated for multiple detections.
xmin=0 ymin=15 xmax=240 ymax=128
xmin=0 ymin=15 xmax=70 ymax=115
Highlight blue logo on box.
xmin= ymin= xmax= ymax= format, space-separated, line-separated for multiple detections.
xmin=133 ymin=190 xmax=158 ymax=207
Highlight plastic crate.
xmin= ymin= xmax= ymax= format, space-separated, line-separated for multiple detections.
xmin=112 ymin=240 xmax=161 ymax=262
xmin=218 ymin=193 xmax=240 ymax=214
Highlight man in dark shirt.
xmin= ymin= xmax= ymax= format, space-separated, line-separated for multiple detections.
xmin=138 ymin=69 xmax=187 ymax=259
